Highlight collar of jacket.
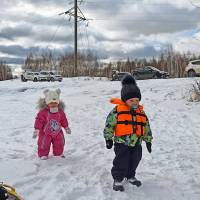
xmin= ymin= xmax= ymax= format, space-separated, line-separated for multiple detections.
xmin=110 ymin=98 xmax=143 ymax=110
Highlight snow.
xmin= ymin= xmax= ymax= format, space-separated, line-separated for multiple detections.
xmin=0 ymin=77 xmax=200 ymax=200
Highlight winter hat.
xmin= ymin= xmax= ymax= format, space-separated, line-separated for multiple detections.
xmin=43 ymin=89 xmax=61 ymax=105
xmin=121 ymin=75 xmax=141 ymax=102
xmin=0 ymin=186 xmax=8 ymax=200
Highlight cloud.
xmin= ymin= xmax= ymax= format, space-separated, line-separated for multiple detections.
xmin=0 ymin=56 xmax=25 ymax=65
xmin=0 ymin=24 xmax=33 ymax=40
xmin=0 ymin=45 xmax=40 ymax=57
xmin=0 ymin=0 xmax=200 ymax=64
xmin=0 ymin=44 xmax=74 ymax=64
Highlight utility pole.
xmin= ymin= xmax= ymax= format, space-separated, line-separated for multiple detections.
xmin=59 ymin=1 xmax=87 ymax=76
xmin=74 ymin=0 xmax=78 ymax=76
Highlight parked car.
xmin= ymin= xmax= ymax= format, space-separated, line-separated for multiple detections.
xmin=21 ymin=70 xmax=63 ymax=82
xmin=111 ymin=70 xmax=131 ymax=81
xmin=49 ymin=71 xmax=63 ymax=82
xmin=185 ymin=60 xmax=200 ymax=77
xmin=21 ymin=71 xmax=39 ymax=82
xmin=132 ymin=66 xmax=169 ymax=80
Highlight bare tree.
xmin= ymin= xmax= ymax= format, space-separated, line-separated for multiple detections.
xmin=0 ymin=61 xmax=13 ymax=81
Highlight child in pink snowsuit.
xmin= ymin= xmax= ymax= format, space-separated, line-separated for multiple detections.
xmin=33 ymin=89 xmax=71 ymax=160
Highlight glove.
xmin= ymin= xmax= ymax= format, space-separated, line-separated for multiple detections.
xmin=106 ymin=140 xmax=113 ymax=149
xmin=65 ymin=127 xmax=71 ymax=134
xmin=33 ymin=129 xmax=39 ymax=139
xmin=146 ymin=142 xmax=152 ymax=153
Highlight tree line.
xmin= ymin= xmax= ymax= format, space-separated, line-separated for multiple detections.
xmin=0 ymin=61 xmax=13 ymax=81
xmin=23 ymin=51 xmax=100 ymax=77
xmin=1 ymin=47 xmax=200 ymax=81
xmin=22 ymin=49 xmax=200 ymax=79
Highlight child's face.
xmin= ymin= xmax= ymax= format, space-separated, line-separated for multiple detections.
xmin=125 ymin=98 xmax=140 ymax=107
xmin=48 ymin=102 xmax=59 ymax=108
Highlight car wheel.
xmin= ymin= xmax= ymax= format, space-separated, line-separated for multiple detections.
xmin=133 ymin=74 xmax=138 ymax=80
xmin=50 ymin=77 xmax=55 ymax=82
xmin=21 ymin=75 xmax=26 ymax=82
xmin=188 ymin=70 xmax=196 ymax=77
xmin=33 ymin=77 xmax=38 ymax=82
xmin=153 ymin=74 xmax=159 ymax=79
xmin=163 ymin=74 xmax=169 ymax=79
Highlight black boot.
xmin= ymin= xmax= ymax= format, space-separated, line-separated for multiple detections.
xmin=128 ymin=177 xmax=142 ymax=187
xmin=113 ymin=180 xmax=125 ymax=191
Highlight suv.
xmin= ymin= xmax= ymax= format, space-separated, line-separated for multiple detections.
xmin=132 ymin=66 xmax=169 ymax=80
xmin=111 ymin=70 xmax=131 ymax=81
xmin=185 ymin=60 xmax=200 ymax=77
xmin=21 ymin=71 xmax=39 ymax=82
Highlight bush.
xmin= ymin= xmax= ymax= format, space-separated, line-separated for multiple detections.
xmin=190 ymin=81 xmax=200 ymax=102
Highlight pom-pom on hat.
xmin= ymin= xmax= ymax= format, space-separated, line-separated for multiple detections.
xmin=43 ymin=89 xmax=61 ymax=105
xmin=121 ymin=75 xmax=141 ymax=102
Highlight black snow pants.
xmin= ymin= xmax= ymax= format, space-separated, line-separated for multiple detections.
xmin=111 ymin=143 xmax=142 ymax=182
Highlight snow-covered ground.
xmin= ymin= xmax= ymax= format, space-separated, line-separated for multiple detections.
xmin=0 ymin=77 xmax=200 ymax=200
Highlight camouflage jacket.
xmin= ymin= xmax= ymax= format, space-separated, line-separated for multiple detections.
xmin=103 ymin=106 xmax=153 ymax=147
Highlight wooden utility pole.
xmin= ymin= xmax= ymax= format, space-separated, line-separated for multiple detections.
xmin=74 ymin=0 xmax=78 ymax=76
xmin=59 ymin=1 xmax=87 ymax=77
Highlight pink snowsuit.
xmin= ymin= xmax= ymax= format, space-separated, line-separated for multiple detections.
xmin=34 ymin=107 xmax=68 ymax=158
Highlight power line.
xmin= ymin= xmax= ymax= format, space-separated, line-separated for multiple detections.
xmin=87 ymin=18 xmax=200 ymax=23
xmin=84 ymin=23 xmax=90 ymax=51
xmin=79 ymin=22 xmax=86 ymax=50
xmin=47 ymin=15 xmax=67 ymax=49
xmin=82 ymin=11 xmax=200 ymax=16
xmin=59 ymin=1 xmax=89 ymax=76
xmin=81 ymin=0 xmax=157 ymax=3
xmin=79 ymin=0 xmax=187 ymax=6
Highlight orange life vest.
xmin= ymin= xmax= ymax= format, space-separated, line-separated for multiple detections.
xmin=110 ymin=98 xmax=147 ymax=137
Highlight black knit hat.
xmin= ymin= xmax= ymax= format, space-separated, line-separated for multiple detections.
xmin=121 ymin=75 xmax=141 ymax=102
xmin=0 ymin=186 xmax=8 ymax=200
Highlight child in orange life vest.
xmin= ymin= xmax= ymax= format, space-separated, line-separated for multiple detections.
xmin=103 ymin=75 xmax=153 ymax=192
xmin=33 ymin=89 xmax=71 ymax=160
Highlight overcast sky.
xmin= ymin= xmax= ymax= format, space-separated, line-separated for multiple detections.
xmin=1 ymin=0 xmax=200 ymax=65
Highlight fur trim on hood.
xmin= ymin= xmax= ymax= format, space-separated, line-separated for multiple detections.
xmin=36 ymin=98 xmax=65 ymax=110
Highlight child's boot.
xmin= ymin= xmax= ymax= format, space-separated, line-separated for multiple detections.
xmin=40 ymin=156 xmax=48 ymax=160
xmin=128 ymin=177 xmax=142 ymax=187
xmin=113 ymin=180 xmax=124 ymax=191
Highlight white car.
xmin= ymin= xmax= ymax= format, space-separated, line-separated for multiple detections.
xmin=33 ymin=71 xmax=63 ymax=82
xmin=185 ymin=60 xmax=200 ymax=77
xmin=21 ymin=71 xmax=39 ymax=82
xmin=49 ymin=71 xmax=62 ymax=82
xmin=21 ymin=70 xmax=62 ymax=82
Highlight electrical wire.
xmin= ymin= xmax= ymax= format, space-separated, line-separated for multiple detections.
xmin=87 ymin=18 xmax=199 ymax=23
xmin=79 ymin=0 xmax=186 ymax=6
xmin=47 ymin=15 xmax=68 ymax=49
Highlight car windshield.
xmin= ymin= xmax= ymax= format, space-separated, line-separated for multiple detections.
xmin=118 ymin=72 xmax=129 ymax=75
xmin=149 ymin=66 xmax=160 ymax=71
xmin=41 ymin=72 xmax=48 ymax=75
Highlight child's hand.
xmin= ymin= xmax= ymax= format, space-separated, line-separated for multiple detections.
xmin=106 ymin=140 xmax=113 ymax=149
xmin=146 ymin=142 xmax=152 ymax=153
xmin=65 ymin=127 xmax=71 ymax=134
xmin=33 ymin=129 xmax=39 ymax=139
